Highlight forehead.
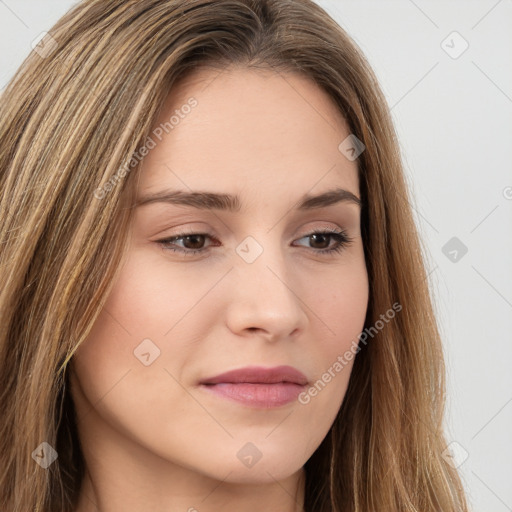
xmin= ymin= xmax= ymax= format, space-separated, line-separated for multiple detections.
xmin=138 ymin=65 xmax=360 ymax=201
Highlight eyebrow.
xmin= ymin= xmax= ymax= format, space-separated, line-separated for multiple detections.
xmin=134 ymin=187 xmax=362 ymax=211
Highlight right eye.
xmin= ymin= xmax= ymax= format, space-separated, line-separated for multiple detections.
xmin=156 ymin=231 xmax=218 ymax=256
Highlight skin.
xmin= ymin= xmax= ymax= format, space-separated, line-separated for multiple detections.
xmin=70 ymin=64 xmax=369 ymax=512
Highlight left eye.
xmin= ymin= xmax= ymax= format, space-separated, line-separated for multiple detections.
xmin=156 ymin=229 xmax=354 ymax=257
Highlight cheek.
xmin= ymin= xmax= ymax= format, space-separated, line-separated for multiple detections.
xmin=69 ymin=252 xmax=167 ymax=422
xmin=69 ymin=246 xmax=220 ymax=431
xmin=310 ymin=259 xmax=369 ymax=348
xmin=297 ymin=259 xmax=368 ymax=401
xmin=87 ymin=247 xmax=213 ymax=347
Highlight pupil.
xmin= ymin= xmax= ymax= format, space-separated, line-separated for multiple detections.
xmin=310 ymin=233 xmax=329 ymax=249
xmin=184 ymin=234 xmax=204 ymax=249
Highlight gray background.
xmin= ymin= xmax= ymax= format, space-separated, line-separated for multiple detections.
xmin=1 ymin=1 xmax=511 ymax=510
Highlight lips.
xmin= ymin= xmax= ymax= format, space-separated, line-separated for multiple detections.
xmin=199 ymin=365 xmax=309 ymax=408
xmin=200 ymin=365 xmax=308 ymax=386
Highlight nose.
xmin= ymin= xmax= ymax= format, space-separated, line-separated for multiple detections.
xmin=224 ymin=242 xmax=308 ymax=342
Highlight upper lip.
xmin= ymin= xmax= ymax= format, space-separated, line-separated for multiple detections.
xmin=200 ymin=365 xmax=308 ymax=386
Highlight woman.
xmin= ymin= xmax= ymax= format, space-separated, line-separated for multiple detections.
xmin=0 ymin=0 xmax=470 ymax=511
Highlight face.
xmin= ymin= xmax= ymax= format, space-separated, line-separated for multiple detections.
xmin=70 ymin=65 xmax=369 ymax=486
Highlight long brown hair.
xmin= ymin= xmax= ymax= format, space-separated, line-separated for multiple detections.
xmin=0 ymin=1 xmax=469 ymax=510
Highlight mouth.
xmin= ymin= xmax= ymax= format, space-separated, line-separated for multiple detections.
xmin=199 ymin=365 xmax=308 ymax=408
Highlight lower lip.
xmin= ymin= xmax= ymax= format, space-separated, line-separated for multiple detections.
xmin=200 ymin=382 xmax=306 ymax=408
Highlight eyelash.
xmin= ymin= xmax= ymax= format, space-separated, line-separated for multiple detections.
xmin=156 ymin=228 xmax=354 ymax=257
